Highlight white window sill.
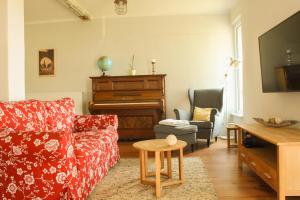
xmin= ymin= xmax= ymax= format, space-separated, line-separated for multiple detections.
xmin=231 ymin=112 xmax=244 ymax=118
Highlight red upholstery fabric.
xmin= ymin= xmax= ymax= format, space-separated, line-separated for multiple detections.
xmin=0 ymin=99 xmax=120 ymax=200
xmin=43 ymin=98 xmax=75 ymax=132
xmin=74 ymin=115 xmax=118 ymax=132
xmin=0 ymin=100 xmax=47 ymax=132
xmin=0 ymin=130 xmax=78 ymax=200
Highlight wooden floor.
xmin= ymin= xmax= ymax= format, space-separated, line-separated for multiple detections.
xmin=119 ymin=139 xmax=284 ymax=200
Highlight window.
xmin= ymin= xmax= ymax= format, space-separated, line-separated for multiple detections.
xmin=233 ymin=19 xmax=243 ymax=115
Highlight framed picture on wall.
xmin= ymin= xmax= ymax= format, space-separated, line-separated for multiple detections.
xmin=39 ymin=49 xmax=55 ymax=76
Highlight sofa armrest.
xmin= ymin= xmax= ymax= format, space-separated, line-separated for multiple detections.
xmin=74 ymin=115 xmax=118 ymax=132
xmin=0 ymin=129 xmax=79 ymax=199
xmin=174 ymin=108 xmax=191 ymax=120
xmin=0 ymin=129 xmax=74 ymax=161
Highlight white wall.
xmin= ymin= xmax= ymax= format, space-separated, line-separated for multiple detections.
xmin=0 ymin=0 xmax=9 ymax=101
xmin=25 ymin=14 xmax=233 ymax=115
xmin=231 ymin=0 xmax=300 ymax=123
xmin=0 ymin=0 xmax=25 ymax=101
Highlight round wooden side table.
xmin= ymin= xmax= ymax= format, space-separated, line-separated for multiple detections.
xmin=226 ymin=124 xmax=239 ymax=148
xmin=133 ymin=139 xmax=187 ymax=198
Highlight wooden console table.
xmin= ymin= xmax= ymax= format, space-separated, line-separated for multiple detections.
xmin=237 ymin=123 xmax=300 ymax=200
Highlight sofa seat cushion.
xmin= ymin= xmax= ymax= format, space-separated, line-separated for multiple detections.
xmin=0 ymin=100 xmax=47 ymax=132
xmin=73 ymin=131 xmax=116 ymax=198
xmin=189 ymin=120 xmax=213 ymax=129
xmin=43 ymin=98 xmax=75 ymax=132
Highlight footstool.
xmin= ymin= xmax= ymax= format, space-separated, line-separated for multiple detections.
xmin=154 ymin=124 xmax=197 ymax=151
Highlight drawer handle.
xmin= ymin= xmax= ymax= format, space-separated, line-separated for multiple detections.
xmin=263 ymin=173 xmax=272 ymax=180
xmin=251 ymin=162 xmax=256 ymax=167
xmin=241 ymin=153 xmax=246 ymax=158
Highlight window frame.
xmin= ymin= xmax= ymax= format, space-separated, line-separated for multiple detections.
xmin=232 ymin=18 xmax=244 ymax=116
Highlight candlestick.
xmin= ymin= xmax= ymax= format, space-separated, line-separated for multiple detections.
xmin=151 ymin=59 xmax=156 ymax=74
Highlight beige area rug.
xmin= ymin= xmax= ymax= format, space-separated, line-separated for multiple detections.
xmin=89 ymin=157 xmax=217 ymax=200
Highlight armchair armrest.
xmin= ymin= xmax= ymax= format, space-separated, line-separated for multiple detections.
xmin=210 ymin=108 xmax=218 ymax=124
xmin=74 ymin=114 xmax=118 ymax=132
xmin=174 ymin=108 xmax=191 ymax=120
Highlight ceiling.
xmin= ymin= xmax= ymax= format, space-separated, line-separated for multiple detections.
xmin=25 ymin=0 xmax=237 ymax=24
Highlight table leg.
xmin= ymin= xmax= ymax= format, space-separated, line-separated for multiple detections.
xmin=167 ymin=150 xmax=172 ymax=178
xmin=155 ymin=151 xmax=161 ymax=197
xmin=238 ymin=129 xmax=242 ymax=169
xmin=144 ymin=151 xmax=148 ymax=176
xmin=140 ymin=150 xmax=146 ymax=182
xmin=227 ymin=129 xmax=230 ymax=148
xmin=160 ymin=151 xmax=165 ymax=171
xmin=179 ymin=148 xmax=184 ymax=182
xmin=235 ymin=130 xmax=238 ymax=143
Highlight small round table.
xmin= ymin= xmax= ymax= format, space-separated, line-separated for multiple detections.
xmin=133 ymin=139 xmax=187 ymax=198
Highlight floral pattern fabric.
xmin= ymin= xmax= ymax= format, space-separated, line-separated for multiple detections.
xmin=0 ymin=100 xmax=47 ymax=132
xmin=43 ymin=98 xmax=75 ymax=132
xmin=0 ymin=99 xmax=120 ymax=200
xmin=74 ymin=115 xmax=118 ymax=132
xmin=73 ymin=130 xmax=119 ymax=198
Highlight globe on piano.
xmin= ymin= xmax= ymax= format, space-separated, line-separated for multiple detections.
xmin=97 ymin=56 xmax=112 ymax=76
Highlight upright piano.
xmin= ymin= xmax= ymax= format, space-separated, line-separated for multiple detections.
xmin=89 ymin=74 xmax=166 ymax=140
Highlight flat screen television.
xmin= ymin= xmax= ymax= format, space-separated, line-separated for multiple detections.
xmin=259 ymin=11 xmax=300 ymax=93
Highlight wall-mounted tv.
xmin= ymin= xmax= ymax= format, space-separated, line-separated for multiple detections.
xmin=259 ymin=11 xmax=300 ymax=93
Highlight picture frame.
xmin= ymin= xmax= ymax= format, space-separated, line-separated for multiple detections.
xmin=39 ymin=49 xmax=55 ymax=76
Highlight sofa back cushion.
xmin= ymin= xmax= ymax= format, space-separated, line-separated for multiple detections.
xmin=43 ymin=98 xmax=75 ymax=132
xmin=0 ymin=100 xmax=47 ymax=132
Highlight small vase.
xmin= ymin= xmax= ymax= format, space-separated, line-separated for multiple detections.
xmin=130 ymin=69 xmax=136 ymax=76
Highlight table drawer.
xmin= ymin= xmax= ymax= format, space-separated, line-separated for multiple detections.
xmin=246 ymin=152 xmax=278 ymax=191
xmin=239 ymin=147 xmax=249 ymax=162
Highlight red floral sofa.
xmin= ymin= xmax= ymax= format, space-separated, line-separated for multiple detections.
xmin=0 ymin=98 xmax=120 ymax=200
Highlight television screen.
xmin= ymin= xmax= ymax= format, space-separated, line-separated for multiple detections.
xmin=259 ymin=11 xmax=300 ymax=93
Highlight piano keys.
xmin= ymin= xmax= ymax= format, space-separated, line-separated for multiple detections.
xmin=89 ymin=74 xmax=166 ymax=140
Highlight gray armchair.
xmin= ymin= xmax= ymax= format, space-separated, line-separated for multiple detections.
xmin=174 ymin=88 xmax=223 ymax=147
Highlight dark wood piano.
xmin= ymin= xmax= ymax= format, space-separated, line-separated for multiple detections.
xmin=89 ymin=74 xmax=166 ymax=140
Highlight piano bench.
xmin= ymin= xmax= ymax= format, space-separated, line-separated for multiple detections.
xmin=154 ymin=124 xmax=197 ymax=152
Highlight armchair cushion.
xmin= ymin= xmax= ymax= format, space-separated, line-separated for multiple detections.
xmin=192 ymin=107 xmax=212 ymax=121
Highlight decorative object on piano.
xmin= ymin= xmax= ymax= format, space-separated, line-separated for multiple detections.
xmin=253 ymin=117 xmax=298 ymax=128
xmin=129 ymin=55 xmax=136 ymax=75
xmin=114 ymin=0 xmax=127 ymax=15
xmin=97 ymin=56 xmax=112 ymax=76
xmin=166 ymin=134 xmax=178 ymax=146
xmin=39 ymin=49 xmax=55 ymax=76
xmin=151 ymin=59 xmax=156 ymax=74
